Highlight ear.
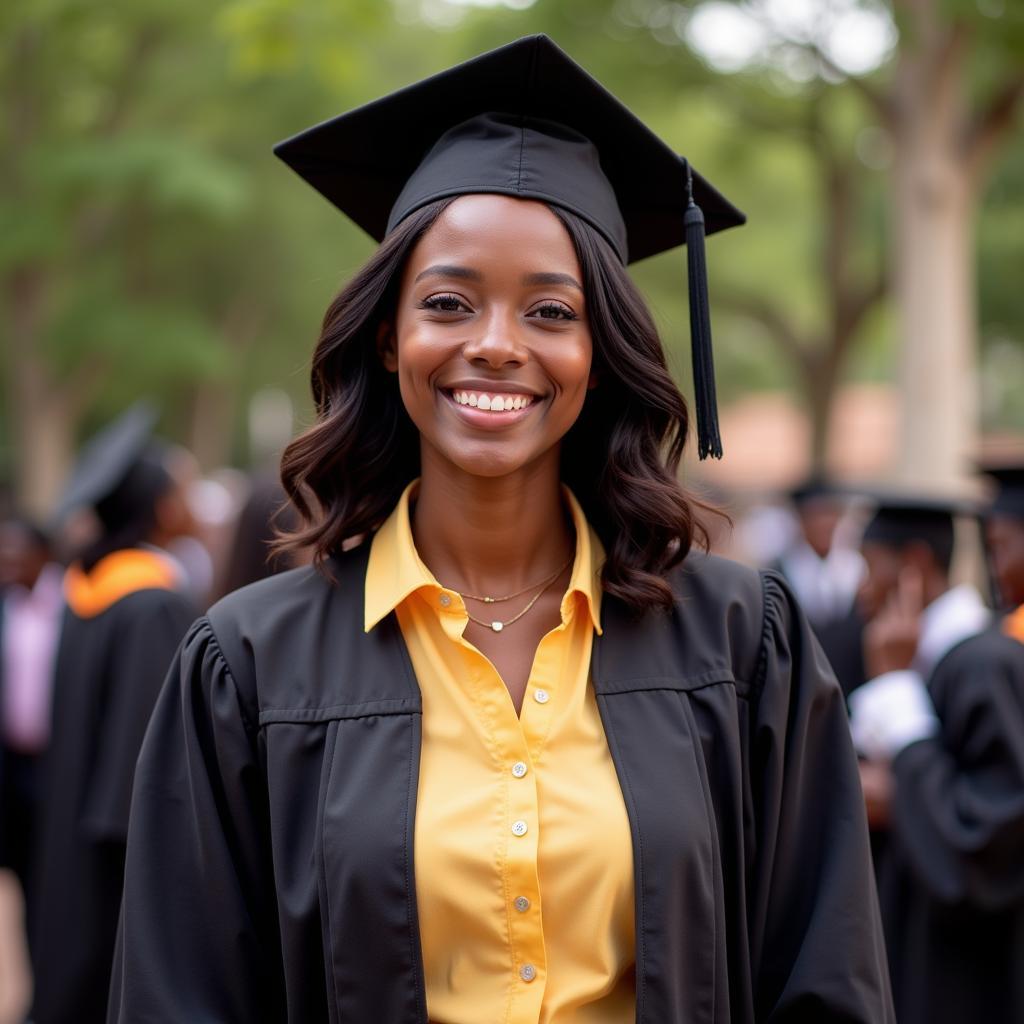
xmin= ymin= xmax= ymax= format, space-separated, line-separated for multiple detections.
xmin=587 ymin=368 xmax=599 ymax=391
xmin=377 ymin=321 xmax=398 ymax=373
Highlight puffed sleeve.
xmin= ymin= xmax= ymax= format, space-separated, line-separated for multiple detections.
xmin=107 ymin=618 xmax=285 ymax=1023
xmin=889 ymin=631 xmax=1024 ymax=909
xmin=748 ymin=572 xmax=894 ymax=1023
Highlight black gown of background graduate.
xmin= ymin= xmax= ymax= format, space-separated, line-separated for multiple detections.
xmin=29 ymin=405 xmax=196 ymax=1024
xmin=109 ymin=547 xmax=893 ymax=1023
xmin=880 ymin=625 xmax=1024 ymax=1024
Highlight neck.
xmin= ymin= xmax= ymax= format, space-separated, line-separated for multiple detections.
xmin=411 ymin=448 xmax=574 ymax=596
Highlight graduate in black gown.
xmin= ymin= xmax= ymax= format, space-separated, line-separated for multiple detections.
xmin=110 ymin=37 xmax=892 ymax=1023
xmin=30 ymin=405 xmax=197 ymax=1024
xmin=849 ymin=495 xmax=1024 ymax=1024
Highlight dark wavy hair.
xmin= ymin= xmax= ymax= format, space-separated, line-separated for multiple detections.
xmin=275 ymin=197 xmax=711 ymax=611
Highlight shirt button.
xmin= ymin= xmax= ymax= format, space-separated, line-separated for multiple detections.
xmin=511 ymin=761 xmax=528 ymax=778
xmin=519 ymin=964 xmax=537 ymax=982
xmin=514 ymin=896 xmax=531 ymax=913
xmin=511 ymin=820 xmax=528 ymax=837
xmin=439 ymin=594 xmax=452 ymax=608
xmin=533 ymin=689 xmax=550 ymax=704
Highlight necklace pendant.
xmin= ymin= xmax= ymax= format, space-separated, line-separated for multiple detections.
xmin=491 ymin=621 xmax=504 ymax=632
xmin=483 ymin=597 xmax=494 ymax=604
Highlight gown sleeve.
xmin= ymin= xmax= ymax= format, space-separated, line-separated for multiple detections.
xmin=107 ymin=617 xmax=285 ymax=1023
xmin=888 ymin=631 xmax=1024 ymax=909
xmin=748 ymin=572 xmax=894 ymax=1023
xmin=81 ymin=589 xmax=195 ymax=841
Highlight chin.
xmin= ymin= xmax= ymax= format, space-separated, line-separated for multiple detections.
xmin=426 ymin=432 xmax=556 ymax=481
xmin=447 ymin=449 xmax=536 ymax=479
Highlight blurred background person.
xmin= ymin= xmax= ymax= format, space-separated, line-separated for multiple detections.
xmin=29 ymin=404 xmax=198 ymax=1024
xmin=984 ymin=466 xmax=1024 ymax=630
xmin=0 ymin=519 xmax=62 ymax=901
xmin=161 ymin=445 xmax=216 ymax=605
xmin=771 ymin=477 xmax=864 ymax=626
xmin=214 ymin=473 xmax=301 ymax=600
xmin=769 ymin=477 xmax=866 ymax=695
xmin=848 ymin=495 xmax=1024 ymax=1024
xmin=0 ymin=518 xmax=62 ymax=1024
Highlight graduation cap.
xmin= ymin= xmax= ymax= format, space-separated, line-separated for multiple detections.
xmin=274 ymin=34 xmax=746 ymax=459
xmin=788 ymin=474 xmax=845 ymax=507
xmin=55 ymin=403 xmax=171 ymax=529
xmin=983 ymin=466 xmax=1024 ymax=521
xmin=860 ymin=492 xmax=980 ymax=564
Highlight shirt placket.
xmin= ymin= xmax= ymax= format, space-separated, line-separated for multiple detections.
xmin=433 ymin=587 xmax=582 ymax=1023
xmin=506 ymin=609 xmax=577 ymax=1021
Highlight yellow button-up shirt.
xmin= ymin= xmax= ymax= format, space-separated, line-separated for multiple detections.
xmin=365 ymin=483 xmax=635 ymax=1024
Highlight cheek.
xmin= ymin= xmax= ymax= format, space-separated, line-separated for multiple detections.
xmin=393 ymin=324 xmax=448 ymax=393
xmin=545 ymin=336 xmax=593 ymax=398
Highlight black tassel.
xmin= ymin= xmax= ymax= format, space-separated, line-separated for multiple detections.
xmin=685 ymin=163 xmax=723 ymax=460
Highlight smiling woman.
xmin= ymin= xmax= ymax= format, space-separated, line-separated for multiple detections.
xmin=275 ymin=189 xmax=706 ymax=613
xmin=110 ymin=35 xmax=894 ymax=1024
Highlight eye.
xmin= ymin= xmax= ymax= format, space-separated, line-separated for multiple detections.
xmin=530 ymin=302 xmax=577 ymax=321
xmin=420 ymin=293 xmax=469 ymax=314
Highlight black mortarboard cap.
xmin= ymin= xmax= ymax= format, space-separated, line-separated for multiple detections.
xmin=55 ymin=403 xmax=168 ymax=526
xmin=788 ymin=474 xmax=844 ymax=507
xmin=984 ymin=466 xmax=1024 ymax=521
xmin=860 ymin=492 xmax=979 ymax=557
xmin=274 ymin=34 xmax=746 ymax=459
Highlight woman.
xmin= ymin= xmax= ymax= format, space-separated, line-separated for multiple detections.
xmin=110 ymin=37 xmax=892 ymax=1023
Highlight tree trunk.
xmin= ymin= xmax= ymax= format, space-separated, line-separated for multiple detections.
xmin=4 ymin=269 xmax=75 ymax=520
xmin=189 ymin=381 xmax=238 ymax=472
xmin=889 ymin=7 xmax=977 ymax=490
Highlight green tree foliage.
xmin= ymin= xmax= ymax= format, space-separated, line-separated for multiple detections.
xmin=2 ymin=0 xmax=1021 ymax=510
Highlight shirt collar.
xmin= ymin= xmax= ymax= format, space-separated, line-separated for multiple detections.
xmin=364 ymin=480 xmax=604 ymax=634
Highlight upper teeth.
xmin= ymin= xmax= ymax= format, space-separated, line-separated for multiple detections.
xmin=452 ymin=391 xmax=534 ymax=412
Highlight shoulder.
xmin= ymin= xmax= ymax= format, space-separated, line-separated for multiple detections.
xmin=932 ymin=626 xmax=1024 ymax=695
xmin=670 ymin=548 xmax=767 ymax=608
xmin=209 ymin=543 xmax=368 ymax=632
xmin=98 ymin=584 xmax=197 ymax=626
xmin=202 ymin=544 xmax=412 ymax=714
xmin=597 ymin=550 xmax=785 ymax=696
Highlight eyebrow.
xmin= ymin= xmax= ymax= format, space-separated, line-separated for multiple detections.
xmin=413 ymin=265 xmax=583 ymax=292
xmin=522 ymin=272 xmax=583 ymax=292
xmin=414 ymin=264 xmax=482 ymax=284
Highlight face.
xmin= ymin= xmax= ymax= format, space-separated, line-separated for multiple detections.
xmin=381 ymin=195 xmax=594 ymax=481
xmin=857 ymin=541 xmax=902 ymax=620
xmin=0 ymin=524 xmax=48 ymax=590
xmin=155 ymin=448 xmax=200 ymax=541
xmin=986 ymin=515 xmax=1024 ymax=608
xmin=797 ymin=499 xmax=842 ymax=559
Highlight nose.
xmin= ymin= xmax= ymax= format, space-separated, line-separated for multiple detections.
xmin=460 ymin=308 xmax=528 ymax=369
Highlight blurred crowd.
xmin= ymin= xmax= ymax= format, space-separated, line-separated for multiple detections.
xmin=1 ymin=403 xmax=1023 ymax=1022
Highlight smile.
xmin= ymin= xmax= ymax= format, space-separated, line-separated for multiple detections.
xmin=447 ymin=389 xmax=535 ymax=413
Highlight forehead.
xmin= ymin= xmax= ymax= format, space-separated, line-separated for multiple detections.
xmin=408 ymin=194 xmax=580 ymax=269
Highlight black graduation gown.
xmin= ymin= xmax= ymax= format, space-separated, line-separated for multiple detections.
xmin=30 ymin=583 xmax=195 ymax=1024
xmin=110 ymin=546 xmax=893 ymax=1023
xmin=880 ymin=627 xmax=1024 ymax=1024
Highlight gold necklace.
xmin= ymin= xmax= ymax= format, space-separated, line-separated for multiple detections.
xmin=462 ymin=561 xmax=570 ymax=633
xmin=457 ymin=554 xmax=574 ymax=604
